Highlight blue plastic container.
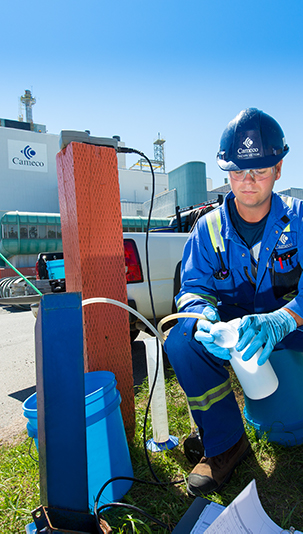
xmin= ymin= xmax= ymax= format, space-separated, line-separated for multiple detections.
xmin=23 ymin=371 xmax=133 ymax=509
xmin=22 ymin=392 xmax=39 ymax=450
xmin=46 ymin=259 xmax=65 ymax=279
xmin=244 ymin=349 xmax=303 ymax=447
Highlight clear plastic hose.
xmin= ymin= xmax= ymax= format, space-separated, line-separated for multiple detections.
xmin=81 ymin=298 xmax=206 ymax=344
xmin=81 ymin=298 xmax=207 ymax=450
xmin=157 ymin=312 xmax=206 ymax=341
xmin=82 ymin=297 xmax=163 ymax=343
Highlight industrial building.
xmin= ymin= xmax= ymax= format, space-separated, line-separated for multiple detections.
xmin=0 ymin=90 xmax=217 ymax=220
xmin=0 ymin=119 xmax=169 ymax=221
xmin=0 ymin=123 xmax=60 ymax=220
xmin=0 ymin=118 xmax=215 ymax=220
xmin=4 ymin=89 xmax=302 ymax=273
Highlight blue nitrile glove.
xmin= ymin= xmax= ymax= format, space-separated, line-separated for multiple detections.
xmin=194 ymin=306 xmax=231 ymax=360
xmin=236 ymin=308 xmax=297 ymax=366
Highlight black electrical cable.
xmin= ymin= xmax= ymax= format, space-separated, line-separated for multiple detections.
xmin=28 ymin=437 xmax=39 ymax=463
xmin=93 ymin=147 xmax=186 ymax=531
xmin=93 ymin=476 xmax=184 ymax=531
xmin=137 ymin=153 xmax=163 ymax=483
xmin=116 ymin=148 xmax=157 ymax=323
xmin=97 ymin=502 xmax=170 ymax=531
xmin=117 ymin=146 xmax=165 ymax=483
xmin=116 ymin=146 xmax=157 ymax=328
xmin=117 ymin=147 xmax=158 ymax=329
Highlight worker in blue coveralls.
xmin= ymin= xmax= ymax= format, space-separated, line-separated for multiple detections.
xmin=164 ymin=108 xmax=303 ymax=497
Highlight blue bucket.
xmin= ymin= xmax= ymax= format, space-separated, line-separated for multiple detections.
xmin=22 ymin=371 xmax=133 ymax=509
xmin=244 ymin=349 xmax=303 ymax=447
xmin=22 ymin=391 xmax=38 ymax=450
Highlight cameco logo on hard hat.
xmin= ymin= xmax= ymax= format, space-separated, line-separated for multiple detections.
xmin=243 ymin=137 xmax=253 ymax=149
xmin=237 ymin=131 xmax=261 ymax=159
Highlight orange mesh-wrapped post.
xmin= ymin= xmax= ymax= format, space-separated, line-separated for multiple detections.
xmin=56 ymin=141 xmax=135 ymax=439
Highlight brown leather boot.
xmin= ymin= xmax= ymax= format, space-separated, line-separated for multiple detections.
xmin=187 ymin=433 xmax=251 ymax=496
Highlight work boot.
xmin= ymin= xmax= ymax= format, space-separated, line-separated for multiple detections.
xmin=187 ymin=433 xmax=251 ymax=496
xmin=183 ymin=429 xmax=204 ymax=465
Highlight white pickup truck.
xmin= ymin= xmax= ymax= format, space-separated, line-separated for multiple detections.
xmin=125 ymin=232 xmax=188 ymax=340
xmin=33 ymin=232 xmax=188 ymax=342
xmin=125 ymin=199 xmax=221 ymax=339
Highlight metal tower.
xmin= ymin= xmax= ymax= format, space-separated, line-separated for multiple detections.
xmin=153 ymin=133 xmax=165 ymax=172
xmin=20 ymin=89 xmax=36 ymax=123
xmin=130 ymin=133 xmax=166 ymax=173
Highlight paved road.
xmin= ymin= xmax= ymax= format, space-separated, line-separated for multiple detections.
xmin=0 ymin=305 xmax=36 ymax=442
xmin=0 ymin=304 xmax=152 ymax=443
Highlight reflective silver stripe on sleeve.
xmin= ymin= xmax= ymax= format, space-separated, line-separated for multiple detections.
xmin=280 ymin=195 xmax=293 ymax=232
xmin=176 ymin=293 xmax=218 ymax=311
xmin=280 ymin=195 xmax=294 ymax=209
xmin=187 ymin=378 xmax=232 ymax=412
xmin=176 ymin=293 xmax=205 ymax=310
xmin=206 ymin=210 xmax=225 ymax=253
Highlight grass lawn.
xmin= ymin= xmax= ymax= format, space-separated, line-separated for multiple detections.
xmin=1 ymin=365 xmax=303 ymax=533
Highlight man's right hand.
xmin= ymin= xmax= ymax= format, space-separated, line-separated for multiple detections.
xmin=194 ymin=306 xmax=231 ymax=360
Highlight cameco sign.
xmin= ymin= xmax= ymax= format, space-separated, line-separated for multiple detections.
xmin=8 ymin=139 xmax=48 ymax=172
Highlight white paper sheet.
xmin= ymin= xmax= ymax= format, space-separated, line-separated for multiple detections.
xmin=190 ymin=479 xmax=302 ymax=534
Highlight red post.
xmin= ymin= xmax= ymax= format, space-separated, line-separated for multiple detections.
xmin=56 ymin=142 xmax=135 ymax=439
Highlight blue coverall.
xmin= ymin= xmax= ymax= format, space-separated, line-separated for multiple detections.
xmin=164 ymin=191 xmax=303 ymax=457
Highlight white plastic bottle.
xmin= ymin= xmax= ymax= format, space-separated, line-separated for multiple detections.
xmin=210 ymin=319 xmax=279 ymax=400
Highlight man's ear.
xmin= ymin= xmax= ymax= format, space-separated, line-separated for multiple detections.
xmin=275 ymin=160 xmax=283 ymax=182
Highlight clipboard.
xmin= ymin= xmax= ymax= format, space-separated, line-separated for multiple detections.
xmin=172 ymin=497 xmax=210 ymax=533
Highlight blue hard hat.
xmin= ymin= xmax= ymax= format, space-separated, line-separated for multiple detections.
xmin=216 ymin=108 xmax=289 ymax=171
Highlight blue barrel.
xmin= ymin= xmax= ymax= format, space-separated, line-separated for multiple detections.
xmin=244 ymin=349 xmax=303 ymax=446
xmin=23 ymin=371 xmax=133 ymax=509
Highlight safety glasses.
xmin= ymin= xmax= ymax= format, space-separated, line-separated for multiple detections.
xmin=229 ymin=167 xmax=275 ymax=181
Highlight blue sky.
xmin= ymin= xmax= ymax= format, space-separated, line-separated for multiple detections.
xmin=1 ymin=0 xmax=303 ymax=192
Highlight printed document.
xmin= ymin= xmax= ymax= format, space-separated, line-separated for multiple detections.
xmin=190 ymin=479 xmax=302 ymax=534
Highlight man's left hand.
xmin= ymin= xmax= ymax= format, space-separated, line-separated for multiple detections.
xmin=236 ymin=309 xmax=297 ymax=366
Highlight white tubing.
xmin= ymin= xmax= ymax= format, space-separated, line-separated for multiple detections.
xmin=82 ymin=299 xmax=207 ymax=344
xmin=144 ymin=337 xmax=170 ymax=443
xmin=82 ymin=297 xmax=163 ymax=343
xmin=81 ymin=298 xmax=206 ymax=440
xmin=157 ymin=312 xmax=207 ymax=341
